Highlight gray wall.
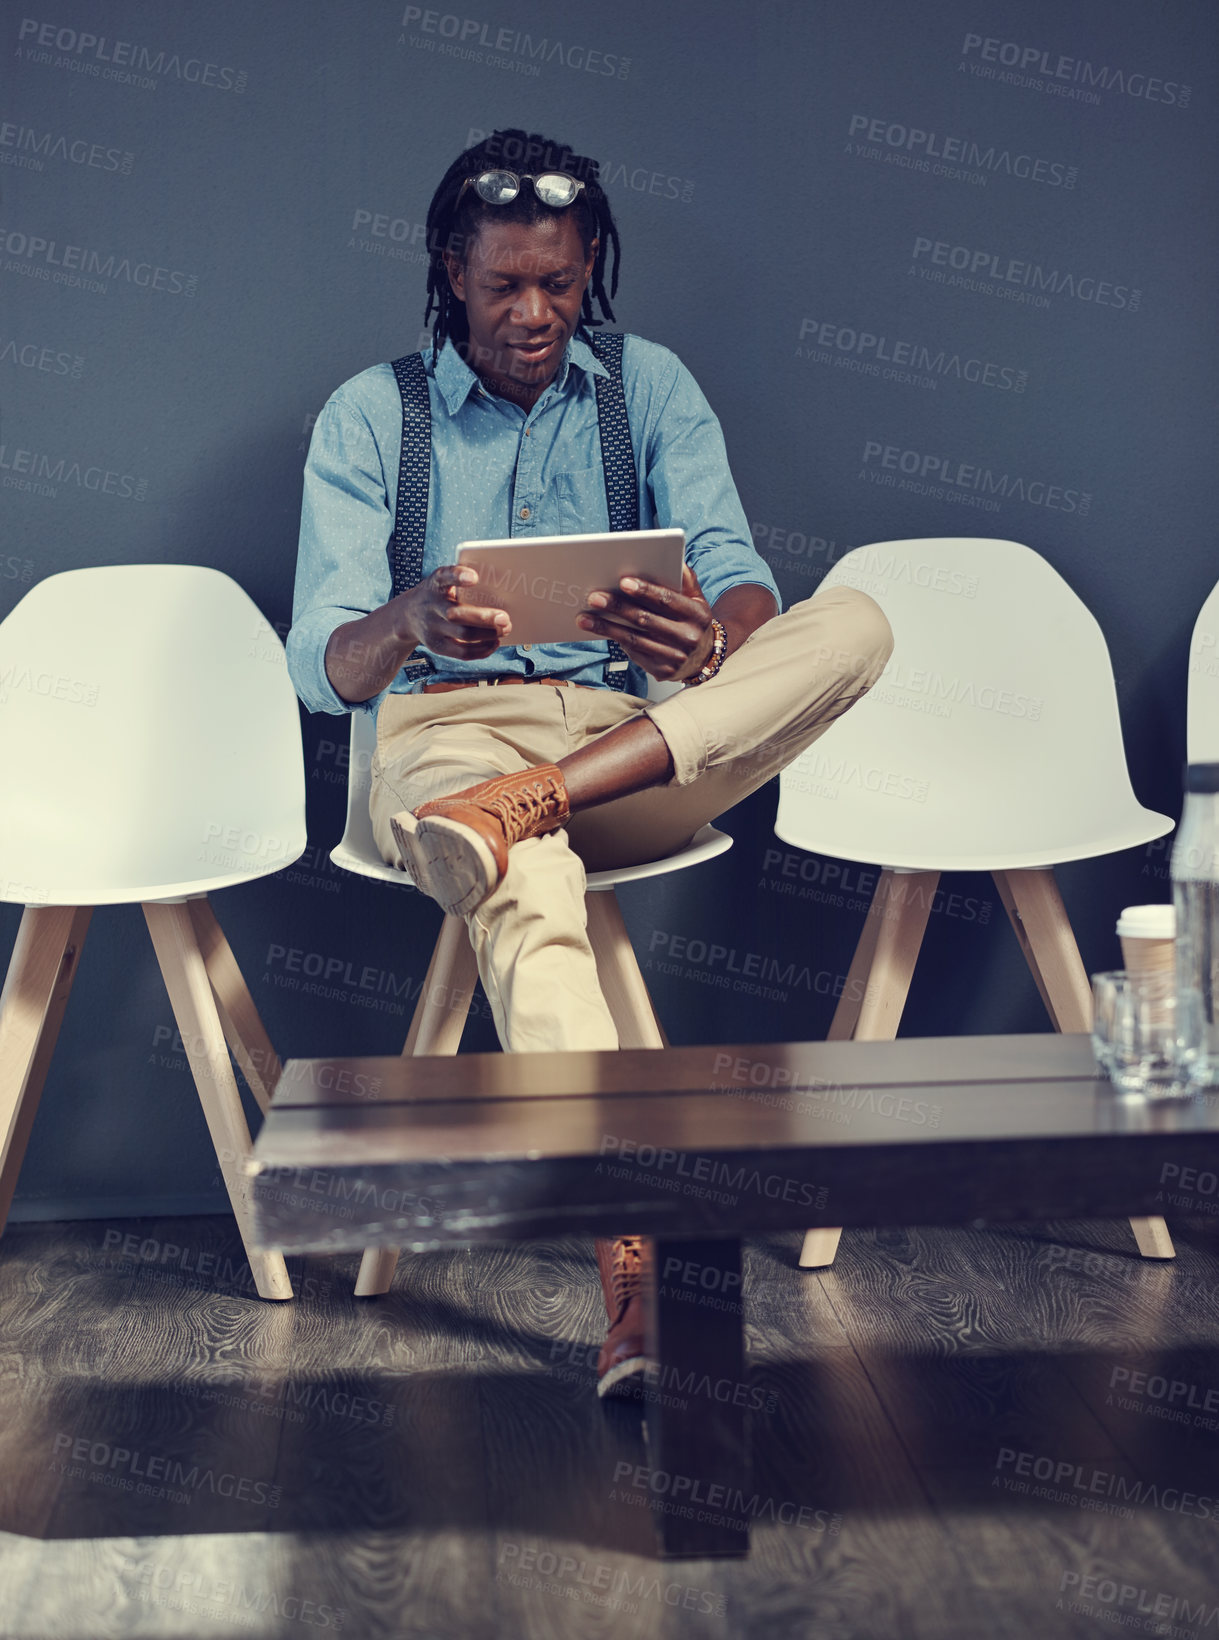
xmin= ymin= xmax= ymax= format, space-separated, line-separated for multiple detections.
xmin=3 ymin=0 xmax=1215 ymax=1217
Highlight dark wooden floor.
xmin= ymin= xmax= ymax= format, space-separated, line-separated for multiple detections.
xmin=3 ymin=1210 xmax=1219 ymax=1639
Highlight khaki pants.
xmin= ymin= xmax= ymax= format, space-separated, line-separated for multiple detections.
xmin=369 ymin=586 xmax=893 ymax=1051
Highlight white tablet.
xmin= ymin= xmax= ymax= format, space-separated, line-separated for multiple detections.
xmin=454 ymin=528 xmax=686 ymax=646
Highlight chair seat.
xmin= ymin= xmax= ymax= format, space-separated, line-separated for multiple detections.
xmin=0 ymin=564 xmax=307 ymax=907
xmin=0 ymin=853 xmax=305 ymax=909
xmin=773 ymin=811 xmax=1172 ymax=875
xmin=329 ymin=842 xmax=413 ymax=889
xmin=780 ymin=538 xmax=1171 ymax=873
xmin=583 ymin=824 xmax=733 ymax=889
xmin=332 ymin=823 xmax=732 ymax=893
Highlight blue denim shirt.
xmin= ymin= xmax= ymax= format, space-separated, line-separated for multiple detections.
xmin=287 ymin=331 xmax=781 ymax=715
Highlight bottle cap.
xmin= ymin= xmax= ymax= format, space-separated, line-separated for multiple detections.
xmin=1185 ymin=763 xmax=1219 ymax=793
xmin=1116 ymin=904 xmax=1175 ymax=938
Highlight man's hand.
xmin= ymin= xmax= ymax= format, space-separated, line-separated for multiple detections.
xmin=575 ymin=563 xmax=715 ymax=682
xmin=391 ymin=566 xmax=510 ymax=661
xmin=324 ymin=566 xmax=508 ymax=705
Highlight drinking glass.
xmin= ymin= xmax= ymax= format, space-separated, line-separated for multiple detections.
xmin=1090 ymin=970 xmax=1195 ymax=1099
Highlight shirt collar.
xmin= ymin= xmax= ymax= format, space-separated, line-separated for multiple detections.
xmin=428 ymin=332 xmax=609 ymax=415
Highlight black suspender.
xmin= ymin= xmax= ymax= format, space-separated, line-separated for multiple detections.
xmin=388 ymin=352 xmax=436 ymax=686
xmin=585 ymin=329 xmax=637 ymax=690
xmin=387 ymin=332 xmax=640 ymax=691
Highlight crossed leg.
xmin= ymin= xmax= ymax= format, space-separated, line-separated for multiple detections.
xmin=371 ymin=586 xmax=892 ymax=1033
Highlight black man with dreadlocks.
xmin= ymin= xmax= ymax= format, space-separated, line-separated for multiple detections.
xmin=288 ymin=129 xmax=892 ymax=1398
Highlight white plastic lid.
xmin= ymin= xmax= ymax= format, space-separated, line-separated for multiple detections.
xmin=1116 ymin=904 xmax=1176 ymax=938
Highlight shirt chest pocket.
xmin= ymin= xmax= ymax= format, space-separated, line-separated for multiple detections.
xmin=549 ymin=466 xmax=609 ymax=536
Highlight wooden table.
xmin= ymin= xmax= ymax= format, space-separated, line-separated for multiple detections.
xmin=248 ymin=1033 xmax=1219 ymax=1557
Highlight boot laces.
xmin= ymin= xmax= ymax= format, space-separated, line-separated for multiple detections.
xmin=487 ymin=774 xmax=562 ymax=843
xmin=608 ymin=1235 xmax=648 ymax=1317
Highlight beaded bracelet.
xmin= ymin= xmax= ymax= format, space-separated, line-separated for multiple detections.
xmin=683 ymin=618 xmax=727 ymax=686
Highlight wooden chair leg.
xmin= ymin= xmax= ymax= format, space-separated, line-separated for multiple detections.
xmin=853 ymin=869 xmax=939 ymax=1039
xmin=827 ymin=877 xmax=887 ymax=1041
xmin=800 ymin=870 xmax=938 ymax=1270
xmin=993 ymin=868 xmax=1175 ymax=1262
xmin=354 ymin=1247 xmax=403 ymax=1296
xmin=354 ymin=914 xmax=478 ymax=1297
xmin=992 ymin=868 xmax=1091 ymax=1032
xmin=142 ymin=902 xmax=292 ymax=1300
xmin=0 ymin=905 xmax=92 ymax=1235
xmin=651 ymin=1004 xmax=671 ymax=1048
xmin=798 ymin=1228 xmax=843 ymax=1268
xmin=186 ymin=897 xmax=280 ymax=1114
xmin=401 ymin=913 xmax=478 ymax=1057
xmin=1129 ymin=1217 xmax=1176 ymax=1258
xmin=586 ymin=891 xmax=665 ymax=1049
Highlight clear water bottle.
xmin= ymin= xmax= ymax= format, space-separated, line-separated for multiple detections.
xmin=1171 ymin=763 xmax=1219 ymax=1087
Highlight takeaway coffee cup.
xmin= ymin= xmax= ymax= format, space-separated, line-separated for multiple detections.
xmin=1116 ymin=904 xmax=1176 ymax=992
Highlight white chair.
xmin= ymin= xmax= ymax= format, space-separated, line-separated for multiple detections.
xmin=0 ymin=565 xmax=307 ymax=1299
xmin=1187 ymin=579 xmax=1219 ymax=761
xmin=774 ymin=538 xmax=1176 ymax=1267
xmin=332 ymin=692 xmax=733 ymax=1296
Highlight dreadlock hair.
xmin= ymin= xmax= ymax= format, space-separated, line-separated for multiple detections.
xmin=423 ymin=128 xmax=621 ymax=357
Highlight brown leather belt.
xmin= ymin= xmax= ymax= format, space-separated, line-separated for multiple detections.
xmin=422 ymin=676 xmax=576 ymax=694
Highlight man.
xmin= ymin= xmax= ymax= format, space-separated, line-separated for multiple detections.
xmin=288 ymin=128 xmax=892 ymax=1398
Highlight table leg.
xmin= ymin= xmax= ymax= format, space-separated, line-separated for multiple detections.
xmin=645 ymin=1236 xmax=749 ymax=1557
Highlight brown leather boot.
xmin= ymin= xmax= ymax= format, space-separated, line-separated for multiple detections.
xmin=595 ymin=1235 xmax=654 ymax=1400
xmin=390 ymin=763 xmax=570 ymax=916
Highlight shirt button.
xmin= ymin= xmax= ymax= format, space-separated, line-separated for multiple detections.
xmin=519 ymin=506 xmax=530 ymax=520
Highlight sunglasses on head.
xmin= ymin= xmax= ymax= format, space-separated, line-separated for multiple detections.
xmin=458 ymin=169 xmax=586 ymax=209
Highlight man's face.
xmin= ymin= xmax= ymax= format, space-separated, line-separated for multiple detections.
xmin=444 ymin=214 xmax=596 ymax=405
